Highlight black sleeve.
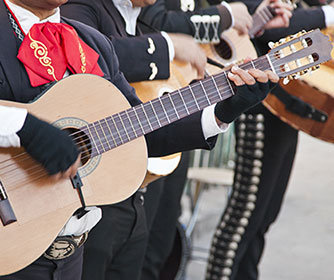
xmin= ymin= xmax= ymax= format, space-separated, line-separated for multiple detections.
xmin=139 ymin=0 xmax=232 ymax=37
xmin=61 ymin=1 xmax=171 ymax=82
xmin=110 ymin=34 xmax=170 ymax=82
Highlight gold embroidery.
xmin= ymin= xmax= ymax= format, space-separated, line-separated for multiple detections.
xmin=78 ymin=43 xmax=87 ymax=73
xmin=28 ymin=32 xmax=57 ymax=81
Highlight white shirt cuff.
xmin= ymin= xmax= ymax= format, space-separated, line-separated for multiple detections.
xmin=322 ymin=5 xmax=334 ymax=27
xmin=0 ymin=105 xmax=27 ymax=147
xmin=201 ymin=104 xmax=229 ymax=139
xmin=58 ymin=206 xmax=102 ymax=236
xmin=221 ymin=1 xmax=235 ymax=29
xmin=161 ymin=31 xmax=175 ymax=61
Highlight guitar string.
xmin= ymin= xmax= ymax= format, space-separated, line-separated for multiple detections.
xmin=0 ymin=54 xmax=279 ymax=168
xmin=0 ymin=51 xmax=313 ymax=184
xmin=0 ymin=55 xmax=278 ymax=170
xmin=0 ymin=51 xmax=306 ymax=185
xmin=0 ymin=50 xmax=311 ymax=185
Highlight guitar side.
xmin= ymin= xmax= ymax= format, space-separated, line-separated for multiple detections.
xmin=0 ymin=74 xmax=147 ymax=275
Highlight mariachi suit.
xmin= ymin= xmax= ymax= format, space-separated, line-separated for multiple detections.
xmin=61 ymin=1 xmax=200 ymax=279
xmin=205 ymin=1 xmax=327 ymax=280
xmin=0 ymin=1 xmax=217 ymax=279
xmin=61 ymin=0 xmax=171 ymax=82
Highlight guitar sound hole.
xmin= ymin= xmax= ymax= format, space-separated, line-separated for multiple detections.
xmin=214 ymin=39 xmax=233 ymax=60
xmin=64 ymin=128 xmax=91 ymax=166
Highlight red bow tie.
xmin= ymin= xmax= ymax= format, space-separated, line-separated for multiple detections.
xmin=17 ymin=22 xmax=104 ymax=87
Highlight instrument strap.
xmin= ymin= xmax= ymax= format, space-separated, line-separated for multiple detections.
xmin=270 ymin=89 xmax=328 ymax=123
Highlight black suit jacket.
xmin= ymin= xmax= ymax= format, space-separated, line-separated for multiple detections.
xmin=138 ymin=0 xmax=232 ymax=38
xmin=60 ymin=0 xmax=170 ymax=83
xmin=0 ymin=2 xmax=216 ymax=157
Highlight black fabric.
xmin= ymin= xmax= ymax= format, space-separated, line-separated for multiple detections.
xmin=231 ymin=105 xmax=298 ymax=280
xmin=214 ymin=81 xmax=276 ymax=123
xmin=206 ymin=1 xmax=326 ymax=279
xmin=61 ymin=0 xmax=170 ymax=82
xmin=141 ymin=152 xmax=190 ymax=280
xmin=82 ymin=193 xmax=147 ymax=280
xmin=138 ymin=0 xmax=232 ymax=37
xmin=17 ymin=113 xmax=79 ymax=175
xmin=0 ymin=246 xmax=84 ymax=280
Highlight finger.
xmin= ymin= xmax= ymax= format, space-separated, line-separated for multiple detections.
xmin=265 ymin=70 xmax=279 ymax=83
xmin=244 ymin=56 xmax=253 ymax=63
xmin=248 ymin=68 xmax=269 ymax=83
xmin=274 ymin=8 xmax=293 ymax=18
xmin=271 ymin=2 xmax=293 ymax=11
xmin=231 ymin=66 xmax=256 ymax=85
xmin=228 ymin=72 xmax=245 ymax=86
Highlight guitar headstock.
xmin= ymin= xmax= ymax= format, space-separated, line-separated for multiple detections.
xmin=267 ymin=29 xmax=333 ymax=84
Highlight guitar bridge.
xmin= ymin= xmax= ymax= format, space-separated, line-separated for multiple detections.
xmin=0 ymin=180 xmax=17 ymax=226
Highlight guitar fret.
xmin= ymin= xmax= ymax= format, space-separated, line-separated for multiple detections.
xmin=87 ymin=123 xmax=102 ymax=155
xmin=168 ymin=94 xmax=180 ymax=119
xmin=251 ymin=60 xmax=256 ymax=69
xmin=131 ymin=107 xmax=145 ymax=135
xmin=160 ymin=95 xmax=178 ymax=122
xmin=188 ymin=85 xmax=200 ymax=110
xmin=211 ymin=76 xmax=221 ymax=100
xmin=98 ymin=120 xmax=112 ymax=150
xmin=111 ymin=116 xmax=124 ymax=144
xmin=178 ymin=89 xmax=190 ymax=115
xmin=199 ymin=80 xmax=212 ymax=106
xmin=149 ymin=101 xmax=162 ymax=127
xmin=141 ymin=103 xmax=154 ymax=131
xmin=117 ymin=113 xmax=130 ymax=141
xmin=125 ymin=110 xmax=138 ymax=138
xmin=263 ymin=7 xmax=274 ymax=20
xmin=258 ymin=9 xmax=269 ymax=23
xmin=101 ymin=118 xmax=117 ymax=147
xmin=225 ymin=72 xmax=236 ymax=96
xmin=94 ymin=121 xmax=109 ymax=152
xmin=159 ymin=98 xmax=171 ymax=123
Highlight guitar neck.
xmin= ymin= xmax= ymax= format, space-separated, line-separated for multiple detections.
xmin=249 ymin=6 xmax=275 ymax=38
xmin=82 ymin=55 xmax=272 ymax=158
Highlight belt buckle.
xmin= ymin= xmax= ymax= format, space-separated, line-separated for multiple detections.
xmin=43 ymin=232 xmax=88 ymax=260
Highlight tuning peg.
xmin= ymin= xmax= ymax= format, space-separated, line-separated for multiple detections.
xmin=312 ymin=65 xmax=320 ymax=71
xmin=268 ymin=41 xmax=275 ymax=49
xmin=282 ymin=77 xmax=290 ymax=85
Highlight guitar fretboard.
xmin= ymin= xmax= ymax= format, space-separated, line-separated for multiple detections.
xmin=81 ymin=56 xmax=272 ymax=157
xmin=249 ymin=6 xmax=275 ymax=38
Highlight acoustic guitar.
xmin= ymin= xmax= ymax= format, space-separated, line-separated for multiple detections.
xmin=263 ymin=27 xmax=334 ymax=143
xmin=0 ymin=29 xmax=331 ymax=275
xmin=202 ymin=0 xmax=296 ymax=75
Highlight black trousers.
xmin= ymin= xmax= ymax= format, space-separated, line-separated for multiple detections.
xmin=82 ymin=192 xmax=147 ymax=280
xmin=206 ymin=104 xmax=298 ymax=280
xmin=0 ymin=246 xmax=84 ymax=280
xmin=141 ymin=152 xmax=190 ymax=280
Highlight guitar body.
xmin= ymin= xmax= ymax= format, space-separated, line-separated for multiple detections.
xmin=131 ymin=63 xmax=183 ymax=183
xmin=0 ymin=74 xmax=147 ymax=275
xmin=201 ymin=29 xmax=258 ymax=75
xmin=263 ymin=64 xmax=334 ymax=143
